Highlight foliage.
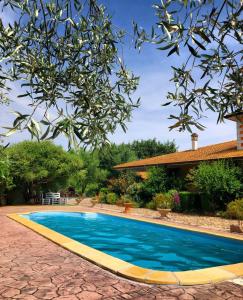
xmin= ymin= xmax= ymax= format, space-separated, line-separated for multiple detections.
xmin=154 ymin=193 xmax=173 ymax=209
xmin=142 ymin=166 xmax=167 ymax=198
xmin=98 ymin=187 xmax=109 ymax=203
xmin=76 ymin=149 xmax=108 ymax=194
xmin=130 ymin=139 xmax=177 ymax=159
xmin=67 ymin=170 xmax=86 ymax=195
xmin=225 ymin=198 xmax=243 ymax=220
xmin=6 ymin=141 xmax=83 ymax=201
xmin=106 ymin=192 xmax=118 ymax=204
xmin=108 ymin=170 xmax=139 ymax=195
xmin=0 ymin=146 xmax=13 ymax=193
xmin=98 ymin=139 xmax=176 ymax=177
xmin=126 ymin=182 xmax=144 ymax=205
xmin=0 ymin=0 xmax=139 ymax=148
xmin=98 ymin=143 xmax=137 ymax=175
xmin=135 ymin=0 xmax=242 ymax=131
xmin=84 ymin=183 xmax=99 ymax=197
xmin=177 ymin=191 xmax=201 ymax=212
xmin=166 ymin=172 xmax=185 ymax=191
xmin=117 ymin=194 xmax=139 ymax=207
xmin=147 ymin=190 xmax=179 ymax=210
xmin=188 ymin=160 xmax=242 ymax=210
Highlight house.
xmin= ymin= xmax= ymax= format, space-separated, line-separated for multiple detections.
xmin=113 ymin=112 xmax=243 ymax=178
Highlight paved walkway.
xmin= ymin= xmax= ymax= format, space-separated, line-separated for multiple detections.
xmin=0 ymin=205 xmax=243 ymax=299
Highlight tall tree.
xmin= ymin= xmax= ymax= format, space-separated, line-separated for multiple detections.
xmin=0 ymin=145 xmax=12 ymax=196
xmin=130 ymin=139 xmax=177 ymax=159
xmin=6 ymin=141 xmax=83 ymax=201
xmin=0 ymin=0 xmax=139 ymax=148
xmin=98 ymin=143 xmax=137 ymax=173
xmin=135 ymin=0 xmax=242 ymax=132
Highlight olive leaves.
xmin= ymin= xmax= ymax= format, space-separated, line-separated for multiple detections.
xmin=0 ymin=0 xmax=139 ymax=148
xmin=134 ymin=0 xmax=242 ymax=132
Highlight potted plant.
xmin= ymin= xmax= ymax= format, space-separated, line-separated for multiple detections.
xmin=154 ymin=193 xmax=173 ymax=218
xmin=124 ymin=202 xmax=133 ymax=213
xmin=121 ymin=195 xmax=133 ymax=213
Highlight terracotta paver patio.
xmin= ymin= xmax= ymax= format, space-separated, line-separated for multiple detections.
xmin=0 ymin=205 xmax=243 ymax=299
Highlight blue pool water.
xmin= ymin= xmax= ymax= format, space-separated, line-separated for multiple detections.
xmin=22 ymin=212 xmax=243 ymax=271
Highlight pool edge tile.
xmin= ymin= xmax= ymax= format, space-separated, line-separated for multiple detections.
xmin=117 ymin=266 xmax=152 ymax=282
xmin=62 ymin=241 xmax=134 ymax=273
xmin=145 ymin=271 xmax=178 ymax=285
xmin=174 ymin=267 xmax=237 ymax=285
xmin=220 ymin=263 xmax=243 ymax=276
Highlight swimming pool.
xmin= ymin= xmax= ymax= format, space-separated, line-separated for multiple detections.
xmin=21 ymin=211 xmax=243 ymax=272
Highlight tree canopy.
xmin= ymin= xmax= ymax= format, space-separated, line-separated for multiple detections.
xmin=135 ymin=0 xmax=242 ymax=132
xmin=188 ymin=160 xmax=242 ymax=209
xmin=0 ymin=0 xmax=139 ymax=148
xmin=0 ymin=145 xmax=12 ymax=194
xmin=130 ymin=139 xmax=177 ymax=159
xmin=6 ymin=140 xmax=83 ymax=201
xmin=98 ymin=139 xmax=177 ymax=171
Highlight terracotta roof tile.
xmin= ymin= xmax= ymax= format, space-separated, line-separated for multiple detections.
xmin=114 ymin=140 xmax=243 ymax=169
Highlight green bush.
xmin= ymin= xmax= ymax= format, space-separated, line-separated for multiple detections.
xmin=200 ymin=193 xmax=215 ymax=212
xmin=99 ymin=187 xmax=109 ymax=203
xmin=188 ymin=160 xmax=242 ymax=211
xmin=225 ymin=199 xmax=243 ymax=220
xmin=84 ymin=183 xmax=99 ymax=197
xmin=0 ymin=147 xmax=13 ymax=196
xmin=126 ymin=182 xmax=144 ymax=205
xmin=176 ymin=191 xmax=201 ymax=212
xmin=114 ymin=194 xmax=139 ymax=208
xmin=142 ymin=167 xmax=167 ymax=200
xmin=166 ymin=173 xmax=185 ymax=191
xmin=6 ymin=141 xmax=83 ymax=203
xmin=106 ymin=192 xmax=118 ymax=204
xmin=146 ymin=200 xmax=156 ymax=210
xmin=108 ymin=170 xmax=139 ymax=195
xmin=148 ymin=193 xmax=173 ymax=210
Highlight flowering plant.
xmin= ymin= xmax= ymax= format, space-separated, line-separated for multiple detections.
xmin=173 ymin=192 xmax=180 ymax=206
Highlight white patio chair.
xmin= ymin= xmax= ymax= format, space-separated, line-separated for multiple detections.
xmin=42 ymin=192 xmax=66 ymax=205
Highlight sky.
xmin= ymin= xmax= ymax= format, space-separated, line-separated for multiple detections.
xmin=0 ymin=0 xmax=237 ymax=151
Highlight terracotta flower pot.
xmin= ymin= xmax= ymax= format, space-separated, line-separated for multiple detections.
xmin=124 ymin=202 xmax=133 ymax=213
xmin=157 ymin=208 xmax=171 ymax=218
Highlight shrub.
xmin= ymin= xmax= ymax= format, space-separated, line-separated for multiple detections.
xmin=84 ymin=183 xmax=99 ymax=197
xmin=166 ymin=173 xmax=185 ymax=191
xmin=225 ymin=199 xmax=243 ymax=220
xmin=106 ymin=192 xmax=118 ymax=204
xmin=176 ymin=191 xmax=201 ymax=212
xmin=108 ymin=170 xmax=139 ymax=195
xmin=6 ymin=141 xmax=83 ymax=203
xmin=142 ymin=167 xmax=167 ymax=200
xmin=146 ymin=201 xmax=156 ymax=210
xmin=169 ymin=190 xmax=180 ymax=210
xmin=188 ymin=160 xmax=242 ymax=211
xmin=152 ymin=193 xmax=173 ymax=209
xmin=0 ymin=147 xmax=13 ymax=196
xmin=200 ymin=193 xmax=215 ymax=212
xmin=116 ymin=194 xmax=139 ymax=207
xmin=99 ymin=187 xmax=109 ymax=203
xmin=126 ymin=182 xmax=144 ymax=205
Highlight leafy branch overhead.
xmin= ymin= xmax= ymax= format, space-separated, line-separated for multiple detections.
xmin=0 ymin=0 xmax=139 ymax=148
xmin=134 ymin=0 xmax=242 ymax=132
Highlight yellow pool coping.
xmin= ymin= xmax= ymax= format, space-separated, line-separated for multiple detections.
xmin=7 ymin=210 xmax=243 ymax=286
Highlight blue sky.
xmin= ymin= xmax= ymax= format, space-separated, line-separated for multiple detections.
xmin=0 ymin=0 xmax=237 ymax=150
